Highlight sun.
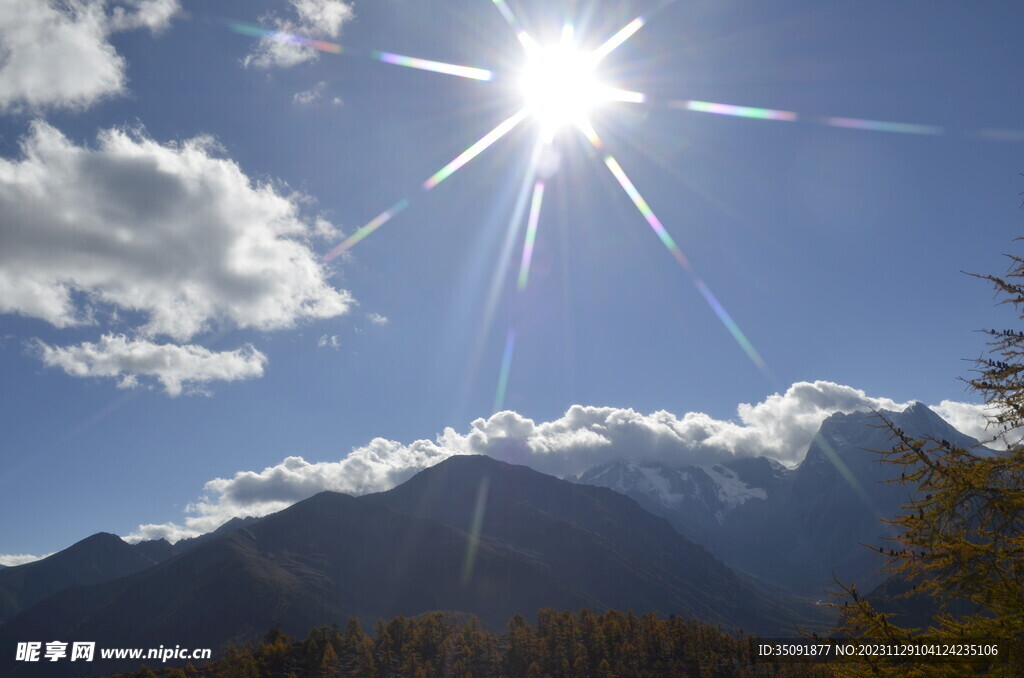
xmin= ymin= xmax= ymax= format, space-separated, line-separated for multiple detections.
xmin=519 ymin=42 xmax=607 ymax=137
xmin=308 ymin=1 xmax=772 ymax=402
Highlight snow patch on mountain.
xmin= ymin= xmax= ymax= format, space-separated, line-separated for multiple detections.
xmin=577 ymin=458 xmax=770 ymax=515
xmin=704 ymin=465 xmax=767 ymax=508
xmin=637 ymin=465 xmax=688 ymax=504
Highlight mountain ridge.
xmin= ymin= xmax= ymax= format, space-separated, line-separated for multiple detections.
xmin=575 ymin=403 xmax=985 ymax=596
xmin=0 ymin=455 xmax=811 ymax=676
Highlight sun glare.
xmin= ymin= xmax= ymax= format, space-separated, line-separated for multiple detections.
xmin=519 ymin=43 xmax=607 ymax=136
xmin=310 ymin=1 xmax=771 ymax=398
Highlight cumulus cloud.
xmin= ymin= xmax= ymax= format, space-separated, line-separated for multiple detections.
xmin=0 ymin=121 xmax=352 ymax=393
xmin=0 ymin=0 xmax=179 ymax=112
xmin=367 ymin=312 xmax=388 ymax=325
xmin=932 ymin=399 xmax=1002 ymax=447
xmin=293 ymin=81 xmax=326 ymax=105
xmin=128 ymin=437 xmax=455 ymax=541
xmin=452 ymin=381 xmax=911 ymax=474
xmin=0 ymin=121 xmax=352 ymax=338
xmin=106 ymin=0 xmax=178 ymax=32
xmin=244 ymin=0 xmax=354 ymax=70
xmin=317 ymin=334 xmax=341 ymax=350
xmin=0 ymin=552 xmax=51 ymax=567
xmin=125 ymin=381 xmax=986 ymax=542
xmin=36 ymin=334 xmax=266 ymax=396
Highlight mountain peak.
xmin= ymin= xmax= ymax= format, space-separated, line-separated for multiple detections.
xmin=81 ymin=531 xmax=125 ymax=544
xmin=59 ymin=532 xmax=129 ymax=558
xmin=892 ymin=401 xmax=939 ymax=424
xmin=431 ymin=453 xmax=518 ymax=473
xmin=0 ymin=530 xmax=167 ymax=625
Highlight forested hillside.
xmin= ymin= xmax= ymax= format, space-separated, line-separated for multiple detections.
xmin=105 ymin=610 xmax=833 ymax=678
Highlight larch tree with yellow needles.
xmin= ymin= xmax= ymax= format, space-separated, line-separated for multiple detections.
xmin=832 ymin=239 xmax=1024 ymax=677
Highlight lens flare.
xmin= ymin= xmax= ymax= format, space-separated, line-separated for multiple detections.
xmin=460 ymin=476 xmax=490 ymax=584
xmin=672 ymin=97 xmax=950 ymax=139
xmin=592 ymin=17 xmax=645 ymax=63
xmin=673 ymin=99 xmax=797 ymax=122
xmin=580 ymin=123 xmax=770 ymax=376
xmin=373 ymin=51 xmax=492 ymax=81
xmin=322 ymin=199 xmax=410 ymax=263
xmin=971 ymin=128 xmax=1024 ymax=142
xmin=812 ymin=433 xmax=879 ymax=516
xmin=606 ymin=89 xmax=646 ymax=104
xmin=821 ymin=116 xmax=942 ymax=135
xmin=458 ymin=143 xmax=544 ymax=420
xmin=223 ymin=1 xmax=1022 ymax=405
xmin=228 ymin=21 xmax=342 ymax=54
xmin=517 ymin=181 xmax=546 ymax=290
xmin=424 ymin=110 xmax=528 ymax=190
xmin=693 ymin=280 xmax=768 ymax=373
xmin=491 ymin=0 xmax=535 ymax=51
xmin=601 ymin=155 xmax=691 ymax=271
xmin=494 ymin=330 xmax=516 ymax=412
xmin=323 ymin=111 xmax=529 ymax=259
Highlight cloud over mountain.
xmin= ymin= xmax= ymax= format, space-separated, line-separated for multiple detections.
xmin=0 ymin=553 xmax=50 ymax=567
xmin=0 ymin=0 xmax=179 ymax=112
xmin=130 ymin=437 xmax=455 ymax=541
xmin=931 ymin=399 xmax=1001 ymax=446
xmin=126 ymin=381 xmax=993 ymax=542
xmin=0 ymin=121 xmax=351 ymax=393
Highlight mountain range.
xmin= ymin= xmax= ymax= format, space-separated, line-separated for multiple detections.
xmin=0 ymin=402 xmax=980 ymax=675
xmin=575 ymin=402 xmax=983 ymax=596
xmin=0 ymin=516 xmax=263 ymax=627
xmin=0 ymin=455 xmax=813 ymax=676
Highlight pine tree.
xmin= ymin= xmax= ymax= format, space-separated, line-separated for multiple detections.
xmin=833 ymin=238 xmax=1024 ymax=676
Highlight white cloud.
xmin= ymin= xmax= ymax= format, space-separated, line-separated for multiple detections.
xmin=0 ymin=552 xmax=52 ymax=567
xmin=367 ymin=312 xmax=388 ymax=325
xmin=36 ymin=334 xmax=267 ymax=396
xmin=317 ymin=334 xmax=341 ymax=350
xmin=932 ymin=399 xmax=1002 ymax=447
xmin=291 ymin=0 xmax=351 ymax=36
xmin=128 ymin=381 xmax=985 ymax=542
xmin=293 ymin=81 xmax=326 ymax=105
xmin=106 ymin=0 xmax=179 ymax=32
xmin=0 ymin=121 xmax=352 ymax=393
xmin=0 ymin=0 xmax=179 ymax=112
xmin=311 ymin=216 xmax=342 ymax=240
xmin=244 ymin=0 xmax=354 ymax=70
xmin=451 ymin=381 xmax=908 ymax=474
xmin=0 ymin=121 xmax=351 ymax=337
xmin=128 ymin=437 xmax=455 ymax=541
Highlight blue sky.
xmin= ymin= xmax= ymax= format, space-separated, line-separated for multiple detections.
xmin=1 ymin=0 xmax=1023 ymax=560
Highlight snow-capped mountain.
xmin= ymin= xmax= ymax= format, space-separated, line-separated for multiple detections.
xmin=576 ymin=402 xmax=985 ymax=597
xmin=576 ymin=456 xmax=787 ymax=544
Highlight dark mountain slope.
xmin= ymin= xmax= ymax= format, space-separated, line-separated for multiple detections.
xmin=360 ymin=455 xmax=809 ymax=634
xmin=0 ymin=490 xmax=589 ymax=676
xmin=0 ymin=532 xmax=167 ymax=624
xmin=1 ymin=456 xmax=822 ymax=676
xmin=576 ymin=403 xmax=986 ymax=597
xmin=724 ymin=403 xmax=980 ymax=594
xmin=0 ymin=515 xmax=260 ymax=625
